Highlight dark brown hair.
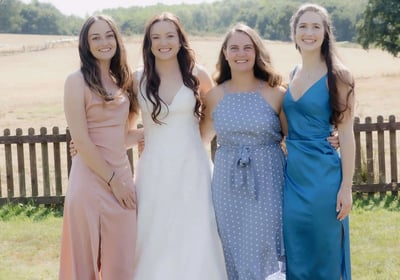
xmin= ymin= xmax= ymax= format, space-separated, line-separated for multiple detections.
xmin=140 ymin=12 xmax=201 ymax=124
xmin=291 ymin=3 xmax=354 ymax=125
xmin=78 ymin=14 xmax=138 ymax=114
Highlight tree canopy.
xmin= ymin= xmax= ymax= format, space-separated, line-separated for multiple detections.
xmin=357 ymin=0 xmax=400 ymax=57
xmin=4 ymin=0 xmax=390 ymax=53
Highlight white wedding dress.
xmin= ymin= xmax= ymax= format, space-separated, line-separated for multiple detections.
xmin=133 ymin=78 xmax=227 ymax=280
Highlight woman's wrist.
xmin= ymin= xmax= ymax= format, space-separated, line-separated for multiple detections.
xmin=107 ymin=171 xmax=115 ymax=186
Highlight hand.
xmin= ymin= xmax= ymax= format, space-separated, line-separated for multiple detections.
xmin=109 ymin=176 xmax=136 ymax=210
xmin=327 ymin=130 xmax=340 ymax=150
xmin=336 ymin=186 xmax=352 ymax=221
xmin=69 ymin=140 xmax=78 ymax=157
xmin=138 ymin=138 xmax=145 ymax=156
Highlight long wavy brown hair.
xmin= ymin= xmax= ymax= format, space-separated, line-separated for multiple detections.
xmin=140 ymin=12 xmax=201 ymax=124
xmin=214 ymin=23 xmax=283 ymax=88
xmin=290 ymin=3 xmax=354 ymax=125
xmin=78 ymin=14 xmax=138 ymax=114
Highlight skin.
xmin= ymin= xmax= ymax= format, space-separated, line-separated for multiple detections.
xmin=291 ymin=11 xmax=355 ymax=221
xmin=144 ymin=20 xmax=213 ymax=103
xmin=65 ymin=19 xmax=141 ymax=210
xmin=200 ymin=30 xmax=286 ymax=145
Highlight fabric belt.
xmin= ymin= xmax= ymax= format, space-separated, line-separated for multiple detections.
xmin=218 ymin=143 xmax=271 ymax=200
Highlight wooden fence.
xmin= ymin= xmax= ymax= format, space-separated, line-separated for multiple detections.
xmin=0 ymin=115 xmax=399 ymax=206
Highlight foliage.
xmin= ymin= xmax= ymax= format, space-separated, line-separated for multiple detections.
xmin=0 ymin=201 xmax=63 ymax=221
xmin=0 ymin=0 xmax=368 ymax=43
xmin=357 ymin=0 xmax=400 ymax=57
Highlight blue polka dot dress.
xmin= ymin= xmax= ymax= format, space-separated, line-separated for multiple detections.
xmin=211 ymin=82 xmax=286 ymax=280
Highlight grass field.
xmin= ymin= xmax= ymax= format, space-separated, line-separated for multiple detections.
xmin=0 ymin=34 xmax=399 ymax=131
xmin=0 ymin=195 xmax=399 ymax=280
xmin=0 ymin=34 xmax=399 ymax=279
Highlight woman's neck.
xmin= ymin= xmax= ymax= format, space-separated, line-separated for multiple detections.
xmin=228 ymin=72 xmax=259 ymax=92
xmin=155 ymin=59 xmax=181 ymax=78
xmin=301 ymin=51 xmax=325 ymax=71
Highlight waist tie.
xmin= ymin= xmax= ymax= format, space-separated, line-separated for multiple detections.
xmin=218 ymin=144 xmax=270 ymax=200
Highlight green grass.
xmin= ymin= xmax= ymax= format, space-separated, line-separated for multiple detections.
xmin=0 ymin=195 xmax=399 ymax=280
xmin=351 ymin=194 xmax=400 ymax=280
xmin=0 ymin=203 xmax=63 ymax=280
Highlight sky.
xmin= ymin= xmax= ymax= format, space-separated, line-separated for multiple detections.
xmin=21 ymin=0 xmax=218 ymax=17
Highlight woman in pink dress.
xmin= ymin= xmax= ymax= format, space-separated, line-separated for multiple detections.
xmin=59 ymin=15 xmax=142 ymax=280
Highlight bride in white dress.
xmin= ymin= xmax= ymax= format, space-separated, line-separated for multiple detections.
xmin=133 ymin=12 xmax=227 ymax=280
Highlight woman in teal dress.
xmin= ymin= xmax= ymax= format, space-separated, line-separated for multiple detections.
xmin=282 ymin=4 xmax=355 ymax=280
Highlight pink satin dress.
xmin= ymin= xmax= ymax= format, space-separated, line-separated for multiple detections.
xmin=59 ymin=87 xmax=136 ymax=280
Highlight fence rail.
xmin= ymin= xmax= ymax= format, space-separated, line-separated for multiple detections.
xmin=0 ymin=115 xmax=399 ymax=205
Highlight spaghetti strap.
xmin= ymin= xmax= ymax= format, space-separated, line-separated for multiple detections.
xmin=257 ymin=81 xmax=264 ymax=93
xmin=222 ymin=82 xmax=229 ymax=96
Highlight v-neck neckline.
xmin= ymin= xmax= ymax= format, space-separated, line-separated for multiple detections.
xmin=162 ymin=84 xmax=184 ymax=106
xmin=288 ymin=74 xmax=326 ymax=103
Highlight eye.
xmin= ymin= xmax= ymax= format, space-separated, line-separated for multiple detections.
xmin=151 ymin=35 xmax=160 ymax=40
xmin=229 ymin=46 xmax=239 ymax=51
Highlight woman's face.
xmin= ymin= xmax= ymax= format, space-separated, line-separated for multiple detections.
xmin=150 ymin=20 xmax=181 ymax=61
xmin=87 ymin=20 xmax=117 ymax=62
xmin=295 ymin=11 xmax=325 ymax=53
xmin=223 ymin=31 xmax=256 ymax=73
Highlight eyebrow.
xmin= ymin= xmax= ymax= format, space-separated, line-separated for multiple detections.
xmin=89 ymin=30 xmax=114 ymax=37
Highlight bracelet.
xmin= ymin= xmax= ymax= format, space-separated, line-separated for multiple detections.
xmin=107 ymin=171 xmax=115 ymax=186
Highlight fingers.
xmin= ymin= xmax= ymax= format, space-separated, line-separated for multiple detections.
xmin=116 ymin=191 xmax=136 ymax=210
xmin=336 ymin=200 xmax=351 ymax=221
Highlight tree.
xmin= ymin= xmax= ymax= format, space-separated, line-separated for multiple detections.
xmin=357 ymin=0 xmax=400 ymax=57
xmin=0 ymin=0 xmax=24 ymax=33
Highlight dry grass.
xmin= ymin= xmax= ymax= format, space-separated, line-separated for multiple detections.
xmin=0 ymin=34 xmax=399 ymax=132
xmin=0 ymin=33 xmax=399 ymax=280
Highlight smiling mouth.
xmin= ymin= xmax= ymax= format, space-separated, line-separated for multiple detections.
xmin=159 ymin=48 xmax=171 ymax=53
xmin=99 ymin=47 xmax=112 ymax=52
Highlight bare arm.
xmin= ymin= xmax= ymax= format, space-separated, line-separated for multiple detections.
xmin=64 ymin=71 xmax=135 ymax=209
xmin=195 ymin=64 xmax=214 ymax=101
xmin=336 ymin=71 xmax=355 ymax=221
xmin=199 ymin=86 xmax=223 ymax=145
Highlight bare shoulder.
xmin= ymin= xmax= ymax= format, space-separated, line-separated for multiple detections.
xmin=263 ymin=83 xmax=286 ymax=98
xmin=194 ymin=63 xmax=208 ymax=75
xmin=65 ymin=70 xmax=84 ymax=87
xmin=64 ymin=70 xmax=85 ymax=102
xmin=204 ymin=84 xmax=224 ymax=105
xmin=335 ymin=62 xmax=354 ymax=86
xmin=194 ymin=64 xmax=211 ymax=81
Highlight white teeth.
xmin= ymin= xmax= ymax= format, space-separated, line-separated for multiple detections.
xmin=235 ymin=60 xmax=247 ymax=63
xmin=159 ymin=48 xmax=170 ymax=53
xmin=99 ymin=48 xmax=111 ymax=52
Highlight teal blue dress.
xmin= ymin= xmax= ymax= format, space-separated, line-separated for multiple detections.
xmin=282 ymin=74 xmax=351 ymax=280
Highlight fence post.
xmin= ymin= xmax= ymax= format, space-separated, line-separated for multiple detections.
xmin=28 ymin=128 xmax=39 ymax=197
xmin=4 ymin=128 xmax=14 ymax=198
xmin=16 ymin=128 xmax=26 ymax=197
xmin=53 ymin=127 xmax=63 ymax=196
xmin=377 ymin=116 xmax=386 ymax=198
xmin=389 ymin=115 xmax=398 ymax=196
xmin=40 ymin=127 xmax=50 ymax=196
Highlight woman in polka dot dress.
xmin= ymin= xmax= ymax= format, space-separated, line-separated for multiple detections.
xmin=201 ymin=23 xmax=287 ymax=280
